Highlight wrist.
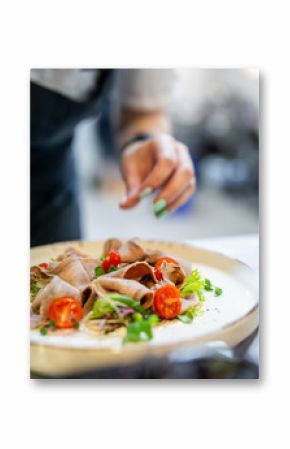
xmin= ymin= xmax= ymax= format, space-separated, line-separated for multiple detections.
xmin=120 ymin=133 xmax=156 ymax=152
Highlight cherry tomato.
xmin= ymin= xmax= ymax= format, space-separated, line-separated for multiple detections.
xmin=154 ymin=257 xmax=178 ymax=281
xmin=39 ymin=262 xmax=49 ymax=270
xmin=48 ymin=297 xmax=83 ymax=329
xmin=101 ymin=250 xmax=121 ymax=272
xmin=153 ymin=285 xmax=182 ymax=319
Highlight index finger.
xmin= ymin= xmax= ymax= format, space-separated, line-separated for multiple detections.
xmin=139 ymin=135 xmax=177 ymax=193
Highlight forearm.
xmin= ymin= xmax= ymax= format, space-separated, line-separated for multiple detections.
xmin=117 ymin=108 xmax=172 ymax=149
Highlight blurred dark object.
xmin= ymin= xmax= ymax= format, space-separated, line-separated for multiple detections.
xmin=174 ymin=94 xmax=259 ymax=196
xmin=32 ymin=330 xmax=259 ymax=379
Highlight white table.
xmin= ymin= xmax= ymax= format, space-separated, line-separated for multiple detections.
xmin=187 ymin=233 xmax=259 ymax=273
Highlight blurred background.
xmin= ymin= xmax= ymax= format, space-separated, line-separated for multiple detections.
xmin=73 ymin=68 xmax=259 ymax=241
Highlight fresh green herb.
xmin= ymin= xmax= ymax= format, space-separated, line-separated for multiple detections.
xmin=180 ymin=270 xmax=223 ymax=301
xmin=132 ymin=313 xmax=143 ymax=322
xmin=49 ymin=320 xmax=56 ymax=328
xmin=204 ymin=278 xmax=223 ymax=296
xmin=74 ymin=321 xmax=80 ymax=329
xmin=108 ymin=264 xmax=118 ymax=273
xmin=30 ymin=282 xmax=41 ymax=296
xmin=124 ymin=314 xmax=159 ymax=343
xmin=39 ymin=327 xmax=48 ymax=336
xmin=180 ymin=269 xmax=205 ymax=297
xmin=197 ymin=290 xmax=206 ymax=302
xmin=107 ymin=293 xmax=147 ymax=315
xmin=100 ymin=256 xmax=105 ymax=262
xmin=214 ymin=287 xmax=223 ymax=296
xmin=204 ymin=278 xmax=214 ymax=291
xmin=90 ymin=299 xmax=119 ymax=319
xmin=177 ymin=305 xmax=204 ymax=324
xmin=95 ymin=266 xmax=105 ymax=277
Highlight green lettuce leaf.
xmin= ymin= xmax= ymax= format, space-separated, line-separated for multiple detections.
xmin=124 ymin=314 xmax=159 ymax=343
xmin=180 ymin=269 xmax=205 ymax=297
xmin=177 ymin=305 xmax=204 ymax=324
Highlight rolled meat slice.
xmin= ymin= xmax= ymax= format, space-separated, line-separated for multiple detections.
xmin=50 ymin=256 xmax=91 ymax=290
xmin=158 ymin=260 xmax=186 ymax=287
xmin=81 ymin=277 xmax=154 ymax=315
xmin=79 ymin=258 xmax=101 ymax=279
xmin=31 ymin=275 xmax=80 ymax=319
xmin=104 ymin=261 xmax=157 ymax=286
xmin=102 ymin=238 xmax=146 ymax=263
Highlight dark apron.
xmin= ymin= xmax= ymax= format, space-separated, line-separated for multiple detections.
xmin=30 ymin=69 xmax=113 ymax=247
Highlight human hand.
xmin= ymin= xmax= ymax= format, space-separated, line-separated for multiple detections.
xmin=119 ymin=134 xmax=196 ymax=218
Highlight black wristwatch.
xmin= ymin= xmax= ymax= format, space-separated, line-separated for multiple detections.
xmin=120 ymin=133 xmax=155 ymax=152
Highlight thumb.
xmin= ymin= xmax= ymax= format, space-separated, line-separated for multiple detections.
xmin=119 ymin=175 xmax=141 ymax=209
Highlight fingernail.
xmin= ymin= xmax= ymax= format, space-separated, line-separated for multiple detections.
xmin=153 ymin=199 xmax=167 ymax=214
xmin=155 ymin=208 xmax=168 ymax=219
xmin=140 ymin=187 xmax=153 ymax=199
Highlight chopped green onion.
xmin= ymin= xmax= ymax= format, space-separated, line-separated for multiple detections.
xmin=214 ymin=287 xmax=223 ymax=296
xmin=204 ymin=278 xmax=214 ymax=291
xmin=39 ymin=327 xmax=48 ymax=336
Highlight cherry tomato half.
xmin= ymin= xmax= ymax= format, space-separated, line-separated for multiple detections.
xmin=154 ymin=257 xmax=178 ymax=281
xmin=153 ymin=285 xmax=181 ymax=319
xmin=48 ymin=297 xmax=83 ymax=329
xmin=101 ymin=250 xmax=121 ymax=272
xmin=39 ymin=262 xmax=49 ymax=270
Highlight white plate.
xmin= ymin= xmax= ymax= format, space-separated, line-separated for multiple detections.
xmin=30 ymin=240 xmax=259 ymax=376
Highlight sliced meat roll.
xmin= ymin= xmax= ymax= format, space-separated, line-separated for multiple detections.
xmin=31 ymin=275 xmax=80 ymax=319
xmin=50 ymin=256 xmax=91 ymax=290
xmin=102 ymin=238 xmax=146 ymax=263
xmin=81 ymin=277 xmax=154 ymax=315
xmin=159 ymin=260 xmax=186 ymax=287
xmin=105 ymin=261 xmax=157 ymax=287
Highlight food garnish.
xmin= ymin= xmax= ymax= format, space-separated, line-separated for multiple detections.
xmin=48 ymin=297 xmax=83 ymax=329
xmin=204 ymin=278 xmax=223 ymax=296
xmin=177 ymin=304 xmax=204 ymax=323
xmin=30 ymin=282 xmax=41 ymax=296
xmin=101 ymin=250 xmax=121 ymax=272
xmin=154 ymin=285 xmax=181 ymax=319
xmin=154 ymin=257 xmax=178 ymax=281
xmin=31 ymin=239 xmax=223 ymax=343
xmin=39 ymin=262 xmax=49 ymax=270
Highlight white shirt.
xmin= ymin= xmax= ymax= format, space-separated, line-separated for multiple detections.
xmin=30 ymin=69 xmax=175 ymax=110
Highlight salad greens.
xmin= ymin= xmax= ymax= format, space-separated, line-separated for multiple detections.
xmin=124 ymin=314 xmax=159 ymax=343
xmin=95 ymin=266 xmax=105 ymax=277
xmin=86 ymin=270 xmax=223 ymax=343
xmin=180 ymin=269 xmax=206 ymax=301
xmin=204 ymin=278 xmax=223 ymax=296
xmin=30 ymin=282 xmax=41 ymax=296
xmin=95 ymin=264 xmax=119 ymax=278
xmin=177 ymin=304 xmax=204 ymax=324
xmin=89 ymin=294 xmax=147 ymax=320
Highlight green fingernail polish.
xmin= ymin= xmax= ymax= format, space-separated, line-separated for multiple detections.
xmin=153 ymin=199 xmax=167 ymax=214
xmin=140 ymin=187 xmax=153 ymax=199
xmin=155 ymin=208 xmax=168 ymax=219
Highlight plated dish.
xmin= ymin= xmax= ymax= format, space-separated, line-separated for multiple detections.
xmin=30 ymin=239 xmax=258 ymax=376
xmin=31 ymin=238 xmax=223 ymax=343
